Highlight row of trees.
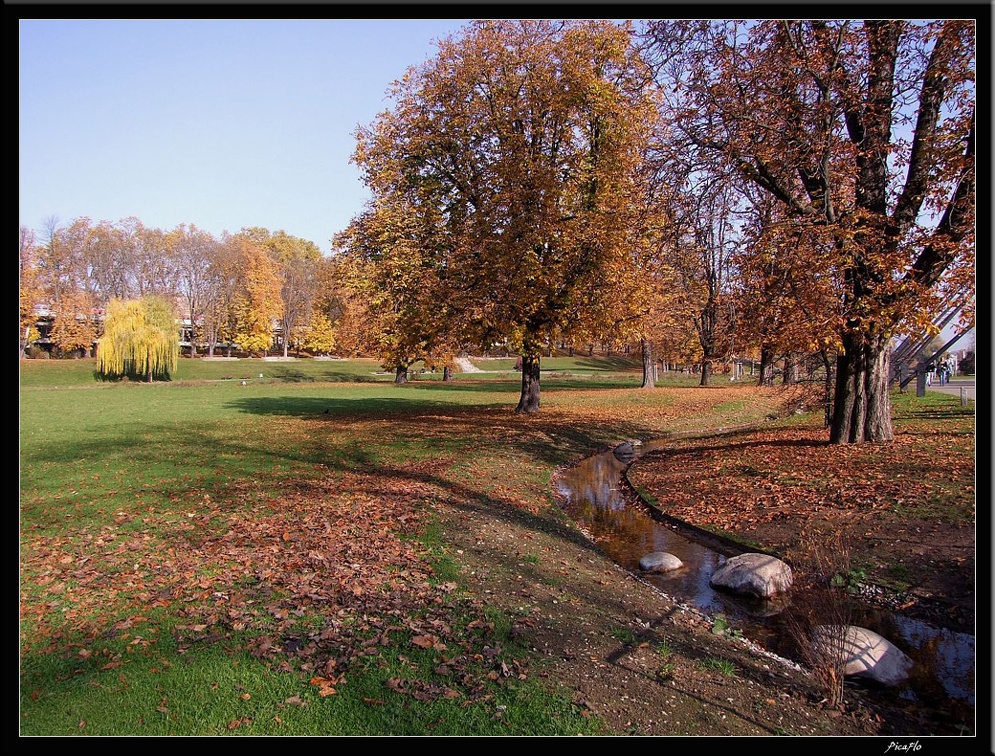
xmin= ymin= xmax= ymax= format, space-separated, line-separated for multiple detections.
xmin=20 ymin=20 xmax=976 ymax=445
xmin=19 ymin=218 xmax=364 ymax=361
xmin=334 ymin=19 xmax=976 ymax=442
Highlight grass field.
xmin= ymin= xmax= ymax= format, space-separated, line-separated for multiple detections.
xmin=18 ymin=354 xmax=676 ymax=388
xmin=20 ymin=355 xmax=726 ymax=736
xmin=20 ymin=356 xmax=973 ymax=736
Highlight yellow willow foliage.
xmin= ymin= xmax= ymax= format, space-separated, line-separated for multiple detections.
xmin=96 ymin=296 xmax=179 ymax=381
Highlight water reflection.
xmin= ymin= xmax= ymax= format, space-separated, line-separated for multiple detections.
xmin=554 ymin=441 xmax=976 ymax=722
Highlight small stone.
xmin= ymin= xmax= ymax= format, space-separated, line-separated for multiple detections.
xmin=613 ymin=442 xmax=636 ymax=461
xmin=639 ymin=552 xmax=684 ymax=572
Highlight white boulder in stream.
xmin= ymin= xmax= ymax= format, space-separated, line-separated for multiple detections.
xmin=811 ymin=625 xmax=913 ymax=686
xmin=709 ymin=552 xmax=793 ymax=598
xmin=639 ymin=551 xmax=684 ymax=573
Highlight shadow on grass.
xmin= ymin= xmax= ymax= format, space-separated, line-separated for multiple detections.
xmin=263 ymin=366 xmax=386 ymax=383
xmin=554 ymin=356 xmax=640 ymax=371
xmin=401 ymin=377 xmax=642 ymax=393
xmin=660 ymin=437 xmax=830 ymax=456
xmin=636 ymin=428 xmax=830 ymax=461
xmin=898 ymin=408 xmax=976 ymax=421
xmin=226 ymin=394 xmax=475 ymax=417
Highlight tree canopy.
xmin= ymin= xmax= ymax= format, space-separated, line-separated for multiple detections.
xmin=642 ymin=19 xmax=976 ymax=442
xmin=347 ymin=19 xmax=659 ymax=411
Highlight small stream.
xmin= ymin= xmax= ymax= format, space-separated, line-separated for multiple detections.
xmin=554 ymin=439 xmax=975 ymax=730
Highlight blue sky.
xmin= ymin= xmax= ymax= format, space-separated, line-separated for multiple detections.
xmin=19 ymin=19 xmax=472 ymax=254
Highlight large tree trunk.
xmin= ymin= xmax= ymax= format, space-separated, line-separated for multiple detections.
xmin=394 ymin=365 xmax=408 ymax=384
xmin=515 ymin=351 xmax=541 ymax=414
xmin=699 ymin=358 xmax=713 ymax=387
xmin=443 ymin=365 xmax=453 ymax=382
xmin=830 ymin=333 xmax=893 ymax=443
xmin=640 ymin=338 xmax=655 ymax=389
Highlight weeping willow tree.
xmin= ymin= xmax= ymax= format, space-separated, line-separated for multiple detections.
xmin=96 ymin=296 xmax=179 ymax=382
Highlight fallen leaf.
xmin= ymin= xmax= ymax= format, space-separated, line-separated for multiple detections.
xmin=411 ymin=634 xmax=438 ymax=649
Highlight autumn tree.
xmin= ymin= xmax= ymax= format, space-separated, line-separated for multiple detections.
xmin=733 ymin=194 xmax=841 ymax=389
xmin=311 ymin=254 xmax=364 ymax=356
xmin=643 ymin=19 xmax=976 ymax=442
xmin=226 ymin=232 xmax=282 ymax=355
xmin=24 ymin=216 xmax=326 ymax=361
xmin=352 ymin=20 xmax=657 ymax=411
xmin=201 ymin=236 xmax=242 ymax=357
xmin=261 ymin=230 xmax=322 ymax=358
xmin=38 ymin=216 xmax=86 ymax=308
xmin=170 ymin=224 xmax=218 ymax=356
xmin=96 ymin=296 xmax=179 ymax=382
xmin=36 ymin=217 xmax=100 ymax=357
xmin=80 ymin=220 xmax=129 ymax=304
xmin=299 ymin=311 xmax=337 ymax=356
xmin=335 ymin=197 xmax=454 ymax=383
xmin=661 ymin=162 xmax=744 ymax=386
xmin=48 ymin=290 xmax=99 ymax=357
xmin=584 ymin=197 xmax=678 ymax=390
xmin=116 ymin=216 xmax=179 ymax=299
xmin=19 ymin=226 xmax=44 ymax=358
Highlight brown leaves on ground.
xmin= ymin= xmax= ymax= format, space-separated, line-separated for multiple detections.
xmin=21 ymin=455 xmax=536 ymax=710
xmin=21 ymin=454 xmax=502 ymax=685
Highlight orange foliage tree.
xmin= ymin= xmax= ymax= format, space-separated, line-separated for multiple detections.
xmin=351 ymin=20 xmax=658 ymax=411
xmin=19 ymin=226 xmax=44 ymax=358
xmin=643 ymin=19 xmax=976 ymax=442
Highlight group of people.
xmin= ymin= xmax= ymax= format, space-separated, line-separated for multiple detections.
xmin=925 ymin=358 xmax=954 ymax=386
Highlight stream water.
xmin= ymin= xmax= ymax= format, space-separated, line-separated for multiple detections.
xmin=553 ymin=439 xmax=976 ymax=730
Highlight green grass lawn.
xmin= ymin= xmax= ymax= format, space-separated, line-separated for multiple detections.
xmin=20 ymin=353 xmax=722 ymax=388
xmin=19 ymin=356 xmax=395 ymax=388
xmin=21 ymin=354 xmax=692 ymax=736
